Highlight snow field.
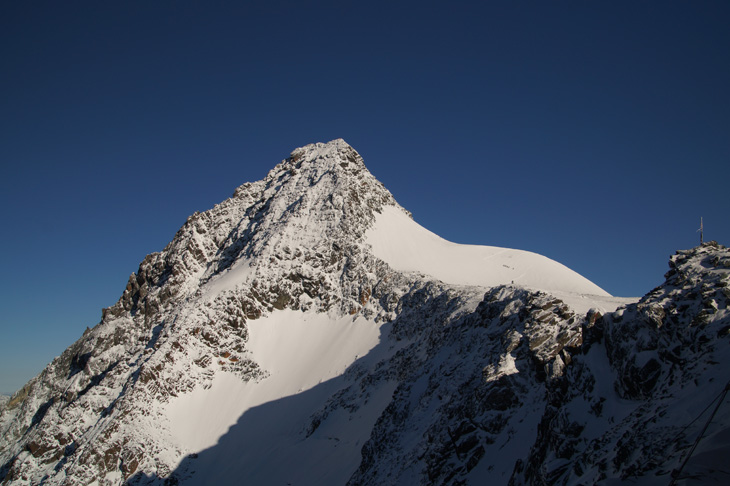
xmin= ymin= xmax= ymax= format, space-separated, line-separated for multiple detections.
xmin=164 ymin=309 xmax=388 ymax=482
xmin=366 ymin=205 xmax=637 ymax=313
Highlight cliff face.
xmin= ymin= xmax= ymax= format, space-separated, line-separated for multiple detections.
xmin=1 ymin=140 xmax=728 ymax=485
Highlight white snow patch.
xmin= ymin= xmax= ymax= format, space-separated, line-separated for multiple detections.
xmin=497 ymin=352 xmax=518 ymax=377
xmin=547 ymin=290 xmax=638 ymax=315
xmin=201 ymin=258 xmax=256 ymax=296
xmin=484 ymin=353 xmax=519 ymax=382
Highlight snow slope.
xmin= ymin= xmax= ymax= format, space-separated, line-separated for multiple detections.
xmin=165 ymin=310 xmax=383 ymax=452
xmin=164 ymin=310 xmax=399 ymax=486
xmin=366 ymin=205 xmax=636 ymax=314
xmin=366 ymin=206 xmax=608 ymax=296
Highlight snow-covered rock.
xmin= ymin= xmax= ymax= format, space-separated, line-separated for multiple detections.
xmin=1 ymin=139 xmax=728 ymax=486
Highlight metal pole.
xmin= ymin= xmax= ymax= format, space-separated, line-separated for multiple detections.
xmin=699 ymin=217 xmax=703 ymax=245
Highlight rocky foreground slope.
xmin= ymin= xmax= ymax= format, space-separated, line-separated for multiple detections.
xmin=1 ymin=139 xmax=728 ymax=485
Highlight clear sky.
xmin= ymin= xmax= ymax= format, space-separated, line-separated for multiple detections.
xmin=1 ymin=1 xmax=728 ymax=395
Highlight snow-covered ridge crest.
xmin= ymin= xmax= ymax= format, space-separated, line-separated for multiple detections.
xmin=365 ymin=205 xmax=611 ymax=302
xmin=106 ymin=137 xmax=609 ymax=322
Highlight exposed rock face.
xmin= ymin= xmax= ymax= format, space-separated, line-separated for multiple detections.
xmin=1 ymin=139 xmax=728 ymax=486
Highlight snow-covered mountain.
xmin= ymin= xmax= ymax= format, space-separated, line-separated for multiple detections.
xmin=1 ymin=139 xmax=728 ymax=485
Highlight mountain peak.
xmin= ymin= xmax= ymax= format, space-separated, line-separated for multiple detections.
xmin=288 ymin=138 xmax=361 ymax=166
xmin=258 ymin=139 xmax=370 ymax=189
xmin=238 ymin=138 xmax=403 ymax=244
xmin=3 ymin=139 xmax=729 ymax=486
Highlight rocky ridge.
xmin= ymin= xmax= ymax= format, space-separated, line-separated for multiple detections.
xmin=1 ymin=139 xmax=728 ymax=485
xmin=342 ymin=241 xmax=730 ymax=485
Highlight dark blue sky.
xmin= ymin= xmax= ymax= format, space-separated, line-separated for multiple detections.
xmin=1 ymin=1 xmax=728 ymax=394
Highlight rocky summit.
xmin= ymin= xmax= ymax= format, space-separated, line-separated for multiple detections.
xmin=1 ymin=139 xmax=729 ymax=485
